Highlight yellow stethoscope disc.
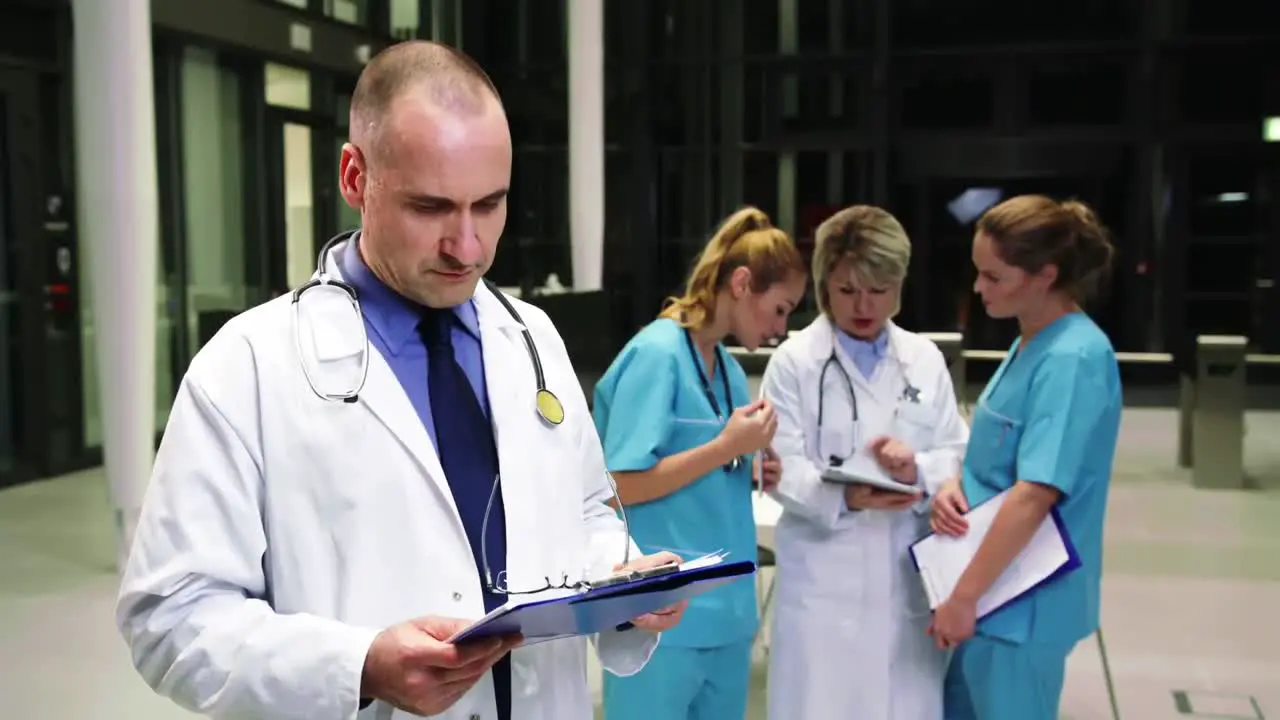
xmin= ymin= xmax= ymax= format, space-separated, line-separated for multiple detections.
xmin=536 ymin=388 xmax=565 ymax=426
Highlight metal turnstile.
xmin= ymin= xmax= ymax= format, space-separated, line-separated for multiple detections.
xmin=1190 ymin=335 xmax=1248 ymax=490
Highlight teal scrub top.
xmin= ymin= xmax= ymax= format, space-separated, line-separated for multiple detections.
xmin=592 ymin=318 xmax=759 ymax=649
xmin=961 ymin=312 xmax=1121 ymax=649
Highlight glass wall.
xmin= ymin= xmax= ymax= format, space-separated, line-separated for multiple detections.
xmin=264 ymin=62 xmax=320 ymax=291
xmin=389 ymin=0 xmax=421 ymax=39
xmin=180 ymin=47 xmax=249 ymax=362
xmin=283 ymin=122 xmax=316 ymax=288
xmin=272 ymin=0 xmax=423 ymax=38
xmin=0 ymin=94 xmax=14 ymax=474
xmin=79 ymin=45 xmax=250 ymax=448
xmin=324 ymin=0 xmax=369 ymax=26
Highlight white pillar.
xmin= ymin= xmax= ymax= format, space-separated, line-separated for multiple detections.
xmin=568 ymin=0 xmax=605 ymax=291
xmin=71 ymin=0 xmax=160 ymax=572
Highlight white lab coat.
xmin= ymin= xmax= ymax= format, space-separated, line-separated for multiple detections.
xmin=760 ymin=317 xmax=969 ymax=720
xmin=116 ymin=251 xmax=658 ymax=720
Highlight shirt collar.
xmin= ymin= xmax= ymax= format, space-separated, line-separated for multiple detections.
xmin=337 ymin=232 xmax=481 ymax=355
xmin=835 ymin=323 xmax=889 ymax=358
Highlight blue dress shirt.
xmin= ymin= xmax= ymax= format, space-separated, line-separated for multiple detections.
xmin=337 ymin=235 xmax=490 ymax=440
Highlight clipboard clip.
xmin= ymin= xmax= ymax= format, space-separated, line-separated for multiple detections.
xmin=588 ymin=561 xmax=682 ymax=590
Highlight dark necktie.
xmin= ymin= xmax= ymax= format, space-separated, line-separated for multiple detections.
xmin=419 ymin=308 xmax=510 ymax=720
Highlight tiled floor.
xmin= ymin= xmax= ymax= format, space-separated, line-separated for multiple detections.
xmin=2 ymin=407 xmax=1277 ymax=720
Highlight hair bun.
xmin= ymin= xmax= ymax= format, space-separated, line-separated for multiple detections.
xmin=1060 ymin=199 xmax=1115 ymax=294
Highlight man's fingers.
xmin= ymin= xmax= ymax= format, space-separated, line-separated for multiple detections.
xmin=429 ymin=636 xmax=509 ymax=669
xmin=442 ymin=635 xmax=520 ymax=680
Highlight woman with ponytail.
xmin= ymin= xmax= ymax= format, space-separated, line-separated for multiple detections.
xmin=592 ymin=206 xmax=807 ymax=720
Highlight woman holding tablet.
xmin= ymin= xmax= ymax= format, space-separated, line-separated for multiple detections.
xmin=929 ymin=195 xmax=1121 ymax=720
xmin=760 ymin=205 xmax=970 ymax=720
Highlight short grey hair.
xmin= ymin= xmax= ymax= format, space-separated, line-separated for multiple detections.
xmin=812 ymin=205 xmax=912 ymax=316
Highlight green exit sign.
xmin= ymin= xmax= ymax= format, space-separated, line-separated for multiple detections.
xmin=1266 ymin=116 xmax=1280 ymax=142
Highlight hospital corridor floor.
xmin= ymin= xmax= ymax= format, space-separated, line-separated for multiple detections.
xmin=2 ymin=407 xmax=1277 ymax=720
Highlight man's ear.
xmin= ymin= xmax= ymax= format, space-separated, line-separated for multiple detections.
xmin=338 ymin=143 xmax=366 ymax=210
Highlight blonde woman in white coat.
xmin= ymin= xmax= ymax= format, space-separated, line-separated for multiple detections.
xmin=761 ymin=206 xmax=970 ymax=720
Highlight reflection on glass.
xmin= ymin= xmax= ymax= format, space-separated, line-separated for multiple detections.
xmin=265 ymin=63 xmax=311 ymax=110
xmin=284 ymin=123 xmax=316 ymax=289
xmin=273 ymin=0 xmax=307 ymax=7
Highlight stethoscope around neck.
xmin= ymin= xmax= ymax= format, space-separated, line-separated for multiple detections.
xmin=290 ymin=230 xmax=565 ymax=427
xmin=291 ymin=231 xmax=649 ymax=598
xmin=682 ymin=329 xmax=746 ymax=473
xmin=817 ymin=324 xmax=920 ymax=468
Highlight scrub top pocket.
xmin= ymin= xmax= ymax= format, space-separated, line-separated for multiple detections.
xmin=966 ymin=402 xmax=1024 ymax=484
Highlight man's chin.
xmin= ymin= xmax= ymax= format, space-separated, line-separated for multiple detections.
xmin=418 ymin=279 xmax=481 ymax=309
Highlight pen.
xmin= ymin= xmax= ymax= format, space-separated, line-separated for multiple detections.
xmin=754 ymin=450 xmax=763 ymax=497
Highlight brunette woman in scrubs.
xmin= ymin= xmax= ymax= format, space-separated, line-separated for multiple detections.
xmin=929 ymin=195 xmax=1122 ymax=720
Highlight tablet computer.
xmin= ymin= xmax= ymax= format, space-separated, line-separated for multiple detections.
xmin=819 ymin=453 xmax=922 ymax=495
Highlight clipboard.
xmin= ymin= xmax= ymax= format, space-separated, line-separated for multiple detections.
xmin=448 ymin=559 xmax=757 ymax=645
xmin=907 ymin=488 xmax=1082 ymax=620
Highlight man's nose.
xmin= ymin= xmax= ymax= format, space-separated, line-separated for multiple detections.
xmin=442 ymin=212 xmax=482 ymax=264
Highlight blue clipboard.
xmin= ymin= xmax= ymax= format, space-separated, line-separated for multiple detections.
xmin=908 ymin=497 xmax=1082 ymax=621
xmin=449 ymin=560 xmax=756 ymax=644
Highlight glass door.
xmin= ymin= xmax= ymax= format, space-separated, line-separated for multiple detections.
xmin=0 ymin=67 xmax=60 ymax=487
xmin=261 ymin=63 xmax=332 ymax=297
xmin=265 ymin=114 xmax=321 ymax=295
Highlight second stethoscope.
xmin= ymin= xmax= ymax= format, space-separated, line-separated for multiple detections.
xmin=817 ymin=326 xmax=922 ymax=468
xmin=682 ymin=329 xmax=748 ymax=472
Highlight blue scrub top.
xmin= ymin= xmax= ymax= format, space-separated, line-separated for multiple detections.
xmin=961 ymin=312 xmax=1121 ymax=648
xmin=592 ymin=318 xmax=759 ymax=649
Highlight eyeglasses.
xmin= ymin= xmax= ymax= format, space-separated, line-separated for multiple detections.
xmin=478 ymin=470 xmax=636 ymax=597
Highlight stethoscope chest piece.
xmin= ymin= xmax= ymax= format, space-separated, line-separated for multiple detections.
xmin=536 ymin=388 xmax=565 ymax=426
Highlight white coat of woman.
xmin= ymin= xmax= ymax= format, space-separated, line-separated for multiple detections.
xmin=760 ymin=205 xmax=970 ymax=720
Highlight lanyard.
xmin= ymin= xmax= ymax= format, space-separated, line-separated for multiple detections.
xmin=682 ymin=330 xmax=733 ymax=420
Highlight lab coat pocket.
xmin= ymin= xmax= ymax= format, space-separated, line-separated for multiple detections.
xmin=894 ymin=402 xmax=937 ymax=449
